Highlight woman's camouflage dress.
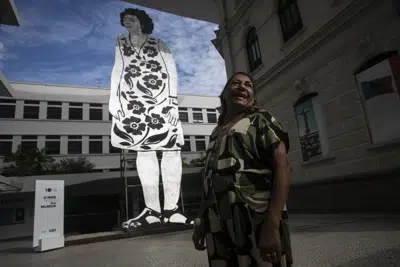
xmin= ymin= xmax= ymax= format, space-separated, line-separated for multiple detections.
xmin=198 ymin=110 xmax=293 ymax=267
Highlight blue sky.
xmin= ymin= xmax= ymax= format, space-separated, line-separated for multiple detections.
xmin=0 ymin=0 xmax=226 ymax=96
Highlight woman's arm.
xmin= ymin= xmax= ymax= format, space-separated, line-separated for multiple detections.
xmin=109 ymin=36 xmax=125 ymax=120
xmin=266 ymin=142 xmax=291 ymax=227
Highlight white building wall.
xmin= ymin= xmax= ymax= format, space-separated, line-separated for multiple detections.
xmin=0 ymin=83 xmax=220 ymax=170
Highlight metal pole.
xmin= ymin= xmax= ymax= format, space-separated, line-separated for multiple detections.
xmin=180 ymin=186 xmax=185 ymax=213
xmin=123 ymin=149 xmax=129 ymax=221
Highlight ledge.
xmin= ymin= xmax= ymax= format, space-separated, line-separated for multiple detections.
xmin=250 ymin=63 xmax=265 ymax=77
xmin=301 ymin=154 xmax=336 ymax=167
xmin=367 ymin=139 xmax=400 ymax=151
xmin=280 ymin=27 xmax=308 ymax=52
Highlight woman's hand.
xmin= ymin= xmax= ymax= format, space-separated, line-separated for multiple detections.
xmin=259 ymin=219 xmax=282 ymax=263
xmin=192 ymin=218 xmax=206 ymax=251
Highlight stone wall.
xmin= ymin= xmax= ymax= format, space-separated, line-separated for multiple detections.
xmin=224 ymin=0 xmax=400 ymax=186
xmin=288 ymin=169 xmax=400 ymax=213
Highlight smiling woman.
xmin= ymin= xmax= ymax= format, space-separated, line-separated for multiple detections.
xmin=192 ymin=72 xmax=294 ymax=267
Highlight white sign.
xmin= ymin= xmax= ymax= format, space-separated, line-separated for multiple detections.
xmin=33 ymin=180 xmax=64 ymax=251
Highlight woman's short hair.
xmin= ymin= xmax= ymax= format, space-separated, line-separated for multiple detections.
xmin=120 ymin=8 xmax=154 ymax=35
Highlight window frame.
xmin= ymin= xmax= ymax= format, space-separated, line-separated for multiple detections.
xmin=181 ymin=136 xmax=191 ymax=152
xmin=206 ymin=109 xmax=217 ymax=123
xmin=47 ymin=101 xmax=62 ymax=120
xmin=278 ymin=0 xmax=303 ymax=42
xmin=194 ymin=136 xmax=206 ymax=152
xmin=45 ymin=135 xmax=61 ymax=155
xmin=246 ymin=27 xmax=262 ymax=72
xmin=69 ymin=102 xmax=83 ymax=120
xmin=67 ymin=135 xmax=82 ymax=154
xmin=20 ymin=135 xmax=38 ymax=154
xmin=23 ymin=100 xmax=40 ymax=119
xmin=0 ymin=135 xmax=13 ymax=157
xmin=293 ymin=93 xmax=325 ymax=162
xmin=0 ymin=98 xmax=16 ymax=119
xmin=179 ymin=108 xmax=189 ymax=123
xmin=89 ymin=103 xmax=103 ymax=121
xmin=89 ymin=136 xmax=103 ymax=154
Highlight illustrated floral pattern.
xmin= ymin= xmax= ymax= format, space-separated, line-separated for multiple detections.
xmin=146 ymin=60 xmax=162 ymax=72
xmin=122 ymin=116 xmax=146 ymax=135
xmin=125 ymin=64 xmax=142 ymax=78
xmin=143 ymin=74 xmax=162 ymax=90
xmin=122 ymin=44 xmax=135 ymax=57
xmin=127 ymin=100 xmax=146 ymax=115
xmin=113 ymin=35 xmax=182 ymax=151
xmin=143 ymin=46 xmax=158 ymax=58
xmin=145 ymin=113 xmax=165 ymax=130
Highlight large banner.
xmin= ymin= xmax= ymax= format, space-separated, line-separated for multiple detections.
xmin=33 ymin=180 xmax=64 ymax=251
xmin=109 ymin=8 xmax=192 ymax=229
xmin=355 ymin=55 xmax=400 ymax=145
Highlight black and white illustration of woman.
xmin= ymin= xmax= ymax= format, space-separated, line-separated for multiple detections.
xmin=109 ymin=8 xmax=192 ymax=228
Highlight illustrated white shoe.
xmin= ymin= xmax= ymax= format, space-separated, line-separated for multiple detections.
xmin=122 ymin=207 xmax=162 ymax=230
xmin=162 ymin=206 xmax=194 ymax=225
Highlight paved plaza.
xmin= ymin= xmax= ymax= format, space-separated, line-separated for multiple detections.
xmin=1 ymin=214 xmax=400 ymax=267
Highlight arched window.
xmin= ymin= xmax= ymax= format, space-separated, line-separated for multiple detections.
xmin=246 ymin=27 xmax=262 ymax=72
xmin=278 ymin=0 xmax=303 ymax=42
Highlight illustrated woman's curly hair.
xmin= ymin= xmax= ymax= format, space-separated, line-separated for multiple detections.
xmin=218 ymin=72 xmax=261 ymax=125
xmin=120 ymin=8 xmax=154 ymax=35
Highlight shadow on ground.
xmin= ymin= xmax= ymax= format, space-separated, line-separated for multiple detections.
xmin=291 ymin=217 xmax=400 ymax=233
xmin=335 ymin=246 xmax=400 ymax=267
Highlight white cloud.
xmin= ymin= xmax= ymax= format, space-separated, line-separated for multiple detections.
xmin=0 ymin=41 xmax=6 ymax=70
xmin=1 ymin=1 xmax=227 ymax=96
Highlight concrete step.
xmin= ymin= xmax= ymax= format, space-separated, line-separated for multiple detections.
xmin=65 ymin=224 xmax=193 ymax=247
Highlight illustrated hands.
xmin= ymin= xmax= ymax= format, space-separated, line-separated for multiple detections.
xmin=109 ymin=93 xmax=125 ymax=121
xmin=259 ymin=219 xmax=282 ymax=264
xmin=162 ymin=97 xmax=179 ymax=126
xmin=192 ymin=218 xmax=206 ymax=251
xmin=164 ymin=106 xmax=179 ymax=126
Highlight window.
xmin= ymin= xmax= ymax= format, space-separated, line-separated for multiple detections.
xmin=69 ymin=102 xmax=83 ymax=120
xmin=181 ymin=136 xmax=191 ymax=152
xmin=89 ymin=103 xmax=103 ymax=121
xmin=192 ymin=108 xmax=203 ymax=123
xmin=235 ymin=0 xmax=242 ymax=9
xmin=109 ymin=139 xmax=121 ymax=153
xmin=21 ymin=135 xmax=37 ymax=154
xmin=45 ymin=135 xmax=60 ymax=155
xmin=89 ymin=136 xmax=103 ymax=154
xmin=294 ymin=93 xmax=329 ymax=162
xmin=0 ymin=208 xmax=25 ymax=226
xmin=47 ymin=101 xmax=62 ymax=120
xmin=278 ymin=0 xmax=303 ymax=42
xmin=355 ymin=51 xmax=400 ymax=144
xmin=195 ymin=136 xmax=206 ymax=151
xmin=109 ymin=112 xmax=113 ymax=121
xmin=68 ymin=135 xmax=82 ymax=154
xmin=0 ymin=135 xmax=13 ymax=157
xmin=0 ymin=98 xmax=16 ymax=119
xmin=207 ymin=109 xmax=217 ymax=123
xmin=246 ymin=27 xmax=262 ymax=72
xmin=179 ymin=108 xmax=189 ymax=123
xmin=23 ymin=100 xmax=40 ymax=119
